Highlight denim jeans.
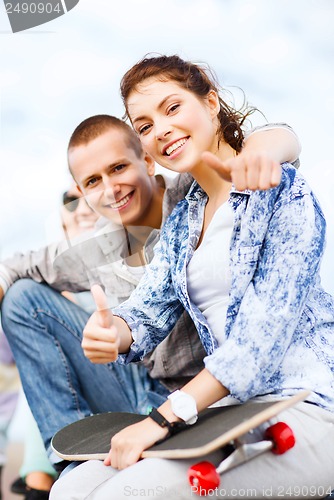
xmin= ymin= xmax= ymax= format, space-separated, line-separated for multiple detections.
xmin=1 ymin=279 xmax=169 ymax=463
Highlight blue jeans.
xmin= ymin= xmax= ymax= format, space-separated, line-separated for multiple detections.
xmin=1 ymin=279 xmax=169 ymax=463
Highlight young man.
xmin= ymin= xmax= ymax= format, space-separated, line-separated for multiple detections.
xmin=0 ymin=115 xmax=300 ymax=467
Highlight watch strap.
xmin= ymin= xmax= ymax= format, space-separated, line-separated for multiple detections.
xmin=149 ymin=408 xmax=188 ymax=439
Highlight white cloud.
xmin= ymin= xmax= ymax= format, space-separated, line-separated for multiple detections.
xmin=249 ymin=37 xmax=297 ymax=66
xmin=40 ymin=50 xmax=121 ymax=97
xmin=0 ymin=69 xmax=21 ymax=87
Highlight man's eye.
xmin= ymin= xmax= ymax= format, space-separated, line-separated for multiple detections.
xmin=114 ymin=164 xmax=126 ymax=172
xmin=86 ymin=177 xmax=98 ymax=187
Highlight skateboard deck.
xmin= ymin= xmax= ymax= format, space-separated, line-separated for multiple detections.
xmin=51 ymin=389 xmax=309 ymax=461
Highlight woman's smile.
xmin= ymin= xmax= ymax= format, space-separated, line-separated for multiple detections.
xmin=163 ymin=137 xmax=189 ymax=158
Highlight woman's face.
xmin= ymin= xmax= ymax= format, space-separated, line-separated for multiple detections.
xmin=127 ymin=77 xmax=220 ymax=175
xmin=61 ymin=184 xmax=98 ymax=238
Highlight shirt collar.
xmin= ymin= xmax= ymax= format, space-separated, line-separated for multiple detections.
xmin=185 ymin=180 xmax=252 ymax=201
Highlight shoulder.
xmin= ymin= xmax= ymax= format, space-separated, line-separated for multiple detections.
xmin=239 ymin=164 xmax=323 ymax=227
xmin=245 ymin=164 xmax=325 ymax=226
xmin=249 ymin=163 xmax=313 ymax=204
xmin=279 ymin=163 xmax=314 ymax=201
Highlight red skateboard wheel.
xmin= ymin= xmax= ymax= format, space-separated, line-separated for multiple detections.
xmin=188 ymin=461 xmax=220 ymax=495
xmin=264 ymin=421 xmax=295 ymax=454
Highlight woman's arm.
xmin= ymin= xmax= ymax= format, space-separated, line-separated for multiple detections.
xmin=104 ymin=368 xmax=229 ymax=470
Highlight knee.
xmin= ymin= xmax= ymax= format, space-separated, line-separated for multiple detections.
xmin=49 ymin=467 xmax=86 ymax=500
xmin=1 ymin=279 xmax=44 ymax=329
xmin=2 ymin=278 xmax=41 ymax=309
xmin=49 ymin=479 xmax=64 ymax=500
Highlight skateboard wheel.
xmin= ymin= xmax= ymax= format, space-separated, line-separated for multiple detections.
xmin=188 ymin=461 xmax=220 ymax=495
xmin=265 ymin=421 xmax=295 ymax=454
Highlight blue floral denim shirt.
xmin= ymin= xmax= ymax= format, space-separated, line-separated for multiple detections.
xmin=114 ymin=164 xmax=334 ymax=412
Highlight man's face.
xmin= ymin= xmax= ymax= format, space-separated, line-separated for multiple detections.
xmin=68 ymin=128 xmax=156 ymax=227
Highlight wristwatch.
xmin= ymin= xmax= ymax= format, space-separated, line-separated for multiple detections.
xmin=148 ymin=408 xmax=188 ymax=439
xmin=167 ymin=390 xmax=198 ymax=425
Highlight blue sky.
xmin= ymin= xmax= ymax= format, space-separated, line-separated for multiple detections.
xmin=0 ymin=0 xmax=334 ymax=293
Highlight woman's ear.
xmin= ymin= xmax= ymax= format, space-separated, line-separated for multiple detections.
xmin=207 ymin=90 xmax=220 ymax=118
xmin=144 ymin=152 xmax=156 ymax=176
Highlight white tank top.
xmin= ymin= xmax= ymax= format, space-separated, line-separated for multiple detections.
xmin=187 ymin=202 xmax=234 ymax=346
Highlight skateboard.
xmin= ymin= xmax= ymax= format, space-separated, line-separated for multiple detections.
xmin=51 ymin=389 xmax=309 ymax=496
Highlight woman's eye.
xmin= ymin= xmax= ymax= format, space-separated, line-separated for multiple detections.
xmin=138 ymin=124 xmax=151 ymax=135
xmin=168 ymin=104 xmax=180 ymax=113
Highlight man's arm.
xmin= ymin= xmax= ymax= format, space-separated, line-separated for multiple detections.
xmin=82 ymin=285 xmax=133 ymax=363
xmin=0 ymin=238 xmax=92 ymax=304
xmin=204 ymin=123 xmax=301 ymax=191
xmin=244 ymin=123 xmax=301 ymax=164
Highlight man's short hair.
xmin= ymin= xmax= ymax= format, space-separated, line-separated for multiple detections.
xmin=68 ymin=114 xmax=143 ymax=159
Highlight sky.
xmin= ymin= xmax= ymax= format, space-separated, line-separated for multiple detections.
xmin=0 ymin=0 xmax=334 ymax=293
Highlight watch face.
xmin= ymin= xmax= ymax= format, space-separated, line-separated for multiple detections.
xmin=174 ymin=395 xmax=191 ymax=412
xmin=170 ymin=392 xmax=197 ymax=422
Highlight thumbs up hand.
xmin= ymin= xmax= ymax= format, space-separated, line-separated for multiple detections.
xmin=82 ymin=284 xmax=120 ymax=364
xmin=202 ymin=150 xmax=281 ymax=192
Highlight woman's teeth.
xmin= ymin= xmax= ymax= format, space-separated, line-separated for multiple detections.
xmin=166 ymin=138 xmax=187 ymax=156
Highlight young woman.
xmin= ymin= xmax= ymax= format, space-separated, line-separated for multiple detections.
xmin=51 ymin=55 xmax=334 ymax=499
